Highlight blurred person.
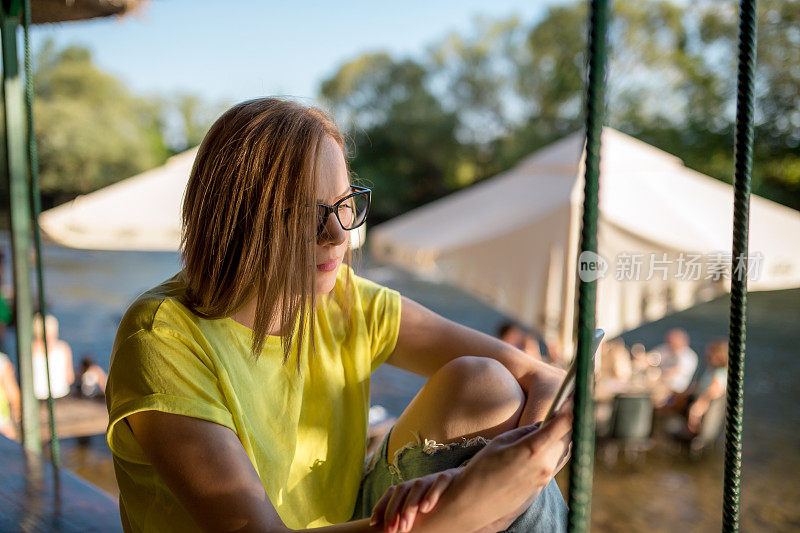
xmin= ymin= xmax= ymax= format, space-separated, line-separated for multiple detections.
xmin=0 ymin=351 xmax=20 ymax=440
xmin=630 ymin=343 xmax=648 ymax=375
xmin=595 ymin=338 xmax=635 ymax=402
xmin=604 ymin=339 xmax=632 ymax=383
xmin=686 ymin=339 xmax=728 ymax=433
xmin=106 ymin=98 xmax=572 ymax=533
xmin=654 ymin=328 xmax=698 ymax=396
xmin=0 ymin=251 xmax=12 ymax=353
xmin=497 ymin=321 xmax=543 ymax=360
xmin=32 ymin=313 xmax=75 ymax=400
xmin=544 ymin=333 xmax=566 ymax=369
xmin=77 ymin=356 xmax=107 ymax=399
xmin=630 ymin=342 xmax=663 ymax=391
xmin=598 ymin=339 xmax=632 ymax=384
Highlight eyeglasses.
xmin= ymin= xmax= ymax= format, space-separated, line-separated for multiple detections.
xmin=316 ymin=185 xmax=371 ymax=239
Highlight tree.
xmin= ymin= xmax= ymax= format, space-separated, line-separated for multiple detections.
xmin=321 ymin=54 xmax=464 ymax=221
xmin=694 ymin=0 xmax=800 ymax=207
xmin=171 ymin=93 xmax=228 ymax=152
xmin=30 ymin=41 xmax=169 ymax=203
xmin=318 ymin=0 xmax=800 ymax=218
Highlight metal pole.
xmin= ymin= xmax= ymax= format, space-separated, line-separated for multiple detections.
xmin=567 ymin=0 xmax=609 ymax=530
xmin=723 ymin=0 xmax=757 ymax=530
xmin=0 ymin=0 xmax=39 ymax=453
xmin=22 ymin=0 xmax=60 ymax=465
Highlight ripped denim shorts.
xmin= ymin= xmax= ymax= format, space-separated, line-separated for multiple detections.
xmin=350 ymin=427 xmax=568 ymax=532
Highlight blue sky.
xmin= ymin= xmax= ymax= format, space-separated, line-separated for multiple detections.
xmin=31 ymin=0 xmax=564 ymax=105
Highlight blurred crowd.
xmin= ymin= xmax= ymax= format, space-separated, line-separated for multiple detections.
xmin=597 ymin=328 xmax=728 ymax=439
xmin=497 ymin=321 xmax=728 ymax=446
xmin=0 ymin=312 xmax=107 ymax=441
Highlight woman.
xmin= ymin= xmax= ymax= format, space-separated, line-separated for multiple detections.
xmin=106 ymin=98 xmax=572 ymax=533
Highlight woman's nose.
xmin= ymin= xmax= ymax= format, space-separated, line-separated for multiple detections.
xmin=318 ymin=214 xmax=347 ymax=246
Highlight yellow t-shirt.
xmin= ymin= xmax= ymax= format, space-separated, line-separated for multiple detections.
xmin=105 ymin=264 xmax=401 ymax=531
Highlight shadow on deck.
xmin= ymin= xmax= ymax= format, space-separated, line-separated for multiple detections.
xmin=0 ymin=435 xmax=121 ymax=532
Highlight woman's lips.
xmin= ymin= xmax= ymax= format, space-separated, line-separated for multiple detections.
xmin=316 ymin=259 xmax=339 ymax=272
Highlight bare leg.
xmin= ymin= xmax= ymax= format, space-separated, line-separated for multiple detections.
xmin=387 ymin=356 xmax=525 ymax=460
xmin=355 ymin=357 xmax=566 ymax=531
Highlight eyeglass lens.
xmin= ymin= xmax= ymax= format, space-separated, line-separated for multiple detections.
xmin=316 ymin=189 xmax=369 ymax=237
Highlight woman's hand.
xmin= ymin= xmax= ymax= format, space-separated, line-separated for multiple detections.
xmin=414 ymin=405 xmax=573 ymax=533
xmin=370 ymin=468 xmax=459 ymax=533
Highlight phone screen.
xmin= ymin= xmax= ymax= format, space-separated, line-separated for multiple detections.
xmin=542 ymin=329 xmax=605 ymax=423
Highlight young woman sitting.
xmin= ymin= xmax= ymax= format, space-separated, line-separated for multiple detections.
xmin=105 ymin=98 xmax=572 ymax=533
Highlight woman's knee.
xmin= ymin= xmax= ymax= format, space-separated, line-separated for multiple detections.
xmin=393 ymin=356 xmax=525 ymax=448
xmin=435 ymin=356 xmax=524 ymax=423
xmin=434 ymin=356 xmax=517 ymax=391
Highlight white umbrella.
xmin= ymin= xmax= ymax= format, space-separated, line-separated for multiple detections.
xmin=40 ymin=148 xmax=197 ymax=251
xmin=39 ymin=147 xmax=365 ymax=251
xmin=370 ymin=128 xmax=800 ymax=353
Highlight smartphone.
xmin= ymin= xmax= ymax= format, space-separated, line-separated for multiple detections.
xmin=543 ymin=329 xmax=605 ymax=423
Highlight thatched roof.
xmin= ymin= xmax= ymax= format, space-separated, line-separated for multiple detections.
xmin=32 ymin=0 xmax=145 ymax=24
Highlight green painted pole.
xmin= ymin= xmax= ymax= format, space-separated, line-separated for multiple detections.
xmin=23 ymin=0 xmax=60 ymax=465
xmin=0 ymin=0 xmax=39 ymax=453
xmin=567 ymin=0 xmax=609 ymax=530
xmin=723 ymin=0 xmax=757 ymax=530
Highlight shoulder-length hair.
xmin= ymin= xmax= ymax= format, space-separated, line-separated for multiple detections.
xmin=180 ymin=97 xmax=350 ymax=365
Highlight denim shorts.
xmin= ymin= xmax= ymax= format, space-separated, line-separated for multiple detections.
xmin=351 ymin=427 xmax=568 ymax=532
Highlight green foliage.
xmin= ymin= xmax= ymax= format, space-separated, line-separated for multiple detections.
xmin=321 ymin=54 xmax=464 ymax=221
xmin=172 ymin=92 xmax=229 ymax=152
xmin=32 ymin=40 xmax=169 ymax=196
xmin=0 ymin=40 xmax=222 ymax=206
xmin=320 ymin=0 xmax=800 ymax=218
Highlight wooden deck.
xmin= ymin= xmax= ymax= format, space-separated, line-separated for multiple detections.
xmin=38 ymin=397 xmax=109 ymax=441
xmin=0 ymin=435 xmax=121 ymax=532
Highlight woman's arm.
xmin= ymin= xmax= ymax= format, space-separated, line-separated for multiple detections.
xmin=128 ymin=410 xmax=385 ymax=533
xmin=127 ymin=409 xmax=571 ymax=533
xmin=127 ymin=411 xmax=287 ymax=532
xmin=386 ymin=296 xmax=565 ymax=424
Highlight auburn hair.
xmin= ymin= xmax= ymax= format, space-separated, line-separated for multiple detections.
xmin=180 ymin=97 xmax=350 ymax=365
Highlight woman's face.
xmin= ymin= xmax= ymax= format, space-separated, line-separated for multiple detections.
xmin=313 ymin=135 xmax=350 ymax=295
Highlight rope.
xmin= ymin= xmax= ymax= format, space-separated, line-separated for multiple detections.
xmin=22 ymin=0 xmax=60 ymax=466
xmin=723 ymin=0 xmax=757 ymax=530
xmin=566 ymin=0 xmax=608 ymax=530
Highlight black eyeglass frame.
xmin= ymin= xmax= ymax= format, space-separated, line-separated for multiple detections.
xmin=316 ymin=185 xmax=371 ymax=239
